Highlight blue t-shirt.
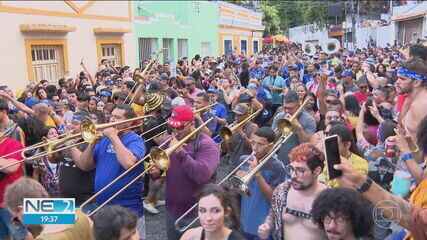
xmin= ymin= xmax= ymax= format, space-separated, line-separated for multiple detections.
xmin=239 ymin=154 xmax=287 ymax=236
xmin=93 ymin=132 xmax=146 ymax=216
xmin=262 ymin=75 xmax=286 ymax=105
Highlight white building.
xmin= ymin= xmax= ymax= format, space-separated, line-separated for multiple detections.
xmin=391 ymin=1 xmax=427 ymax=44
xmin=0 ymin=1 xmax=136 ymax=91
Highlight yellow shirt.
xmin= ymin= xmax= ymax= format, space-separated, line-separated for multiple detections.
xmin=45 ymin=116 xmax=57 ymax=128
xmin=320 ymin=153 xmax=368 ymax=188
xmin=132 ymin=103 xmax=145 ymax=116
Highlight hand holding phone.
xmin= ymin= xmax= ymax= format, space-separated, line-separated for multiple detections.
xmin=324 ymin=135 xmax=342 ymax=180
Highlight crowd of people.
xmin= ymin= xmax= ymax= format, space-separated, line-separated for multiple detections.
xmin=0 ymin=40 xmax=426 ymax=240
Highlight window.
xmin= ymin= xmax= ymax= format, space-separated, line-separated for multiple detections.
xmin=240 ymin=40 xmax=247 ymax=55
xmin=224 ymin=40 xmax=233 ymax=55
xmin=201 ymin=42 xmax=212 ymax=57
xmin=178 ymin=39 xmax=188 ymax=59
xmin=253 ymin=40 xmax=259 ymax=54
xmin=163 ymin=38 xmax=174 ymax=63
xmin=31 ymin=45 xmax=64 ymax=83
xmin=101 ymin=44 xmax=121 ymax=66
xmin=139 ymin=38 xmax=158 ymax=66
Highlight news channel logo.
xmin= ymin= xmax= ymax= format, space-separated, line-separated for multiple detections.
xmin=23 ymin=198 xmax=75 ymax=225
xmin=373 ymin=200 xmax=402 ymax=229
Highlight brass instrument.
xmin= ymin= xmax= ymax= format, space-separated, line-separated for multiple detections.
xmin=149 ymin=118 xmax=214 ymax=170
xmin=174 ymin=152 xmax=255 ymax=232
xmin=303 ymin=42 xmax=316 ymax=56
xmin=230 ymin=98 xmax=310 ymax=195
xmin=0 ymin=123 xmax=18 ymax=143
xmin=125 ymin=49 xmax=164 ymax=104
xmin=140 ymin=104 xmax=216 ymax=140
xmin=219 ymin=108 xmax=262 ymax=144
xmin=323 ymin=38 xmax=341 ymax=55
xmin=84 ymin=118 xmax=214 ymax=217
xmin=0 ymin=115 xmax=153 ymax=172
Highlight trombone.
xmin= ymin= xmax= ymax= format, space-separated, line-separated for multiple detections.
xmin=84 ymin=118 xmax=214 ymax=217
xmin=140 ymin=104 xmax=217 ymax=141
xmin=174 ymin=152 xmax=255 ymax=232
xmin=230 ymin=98 xmax=310 ymax=195
xmin=174 ymin=99 xmax=309 ymax=231
xmin=125 ymin=49 xmax=164 ymax=104
xmin=219 ymin=108 xmax=262 ymax=144
xmin=0 ymin=115 xmax=153 ymax=172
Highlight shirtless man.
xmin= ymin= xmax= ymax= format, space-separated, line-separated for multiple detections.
xmin=397 ymin=58 xmax=427 ymax=147
xmin=258 ymin=143 xmax=328 ymax=240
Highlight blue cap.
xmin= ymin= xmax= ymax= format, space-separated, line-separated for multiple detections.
xmin=207 ymin=87 xmax=218 ymax=94
xmin=25 ymin=97 xmax=40 ymax=108
xmin=105 ymin=80 xmax=114 ymax=86
xmin=342 ymin=70 xmax=353 ymax=77
xmin=99 ymin=90 xmax=112 ymax=97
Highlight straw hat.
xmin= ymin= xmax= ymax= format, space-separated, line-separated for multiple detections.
xmin=143 ymin=93 xmax=164 ymax=113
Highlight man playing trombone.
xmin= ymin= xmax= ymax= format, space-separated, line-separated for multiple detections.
xmin=272 ymin=90 xmax=317 ymax=166
xmin=72 ymin=104 xmax=147 ymax=239
xmin=150 ymin=105 xmax=220 ymax=240
xmin=235 ymin=127 xmax=287 ymax=240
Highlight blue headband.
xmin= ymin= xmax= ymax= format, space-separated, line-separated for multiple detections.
xmin=397 ymin=67 xmax=427 ymax=81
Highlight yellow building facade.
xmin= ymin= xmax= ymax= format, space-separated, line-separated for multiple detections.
xmin=0 ymin=1 xmax=136 ymax=91
xmin=218 ymin=2 xmax=264 ymax=56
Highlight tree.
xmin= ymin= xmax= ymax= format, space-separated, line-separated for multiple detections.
xmin=260 ymin=1 xmax=329 ymax=36
xmin=261 ymin=3 xmax=281 ymax=36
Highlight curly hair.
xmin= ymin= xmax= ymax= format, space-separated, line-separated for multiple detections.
xmin=311 ymin=188 xmax=374 ymax=238
xmin=288 ymin=143 xmax=325 ymax=172
xmin=417 ymin=115 xmax=427 ymax=155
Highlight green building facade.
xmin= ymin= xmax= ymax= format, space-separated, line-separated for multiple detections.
xmin=134 ymin=1 xmax=219 ymax=66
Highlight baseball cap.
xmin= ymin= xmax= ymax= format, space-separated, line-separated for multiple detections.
xmin=207 ymin=87 xmax=218 ymax=94
xmin=99 ymin=89 xmax=112 ymax=97
xmin=342 ymin=69 xmax=353 ymax=78
xmin=168 ymin=105 xmax=194 ymax=128
xmin=232 ymin=103 xmax=250 ymax=115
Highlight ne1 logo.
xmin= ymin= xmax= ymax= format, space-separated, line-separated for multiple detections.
xmin=23 ymin=198 xmax=75 ymax=225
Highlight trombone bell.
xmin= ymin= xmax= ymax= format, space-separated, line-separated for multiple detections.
xmin=149 ymin=147 xmax=170 ymax=172
xmin=81 ymin=119 xmax=97 ymax=143
xmin=276 ymin=118 xmax=293 ymax=136
xmin=219 ymin=127 xmax=233 ymax=143
xmin=230 ymin=175 xmax=250 ymax=196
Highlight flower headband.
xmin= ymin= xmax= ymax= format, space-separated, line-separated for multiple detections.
xmin=397 ymin=67 xmax=427 ymax=81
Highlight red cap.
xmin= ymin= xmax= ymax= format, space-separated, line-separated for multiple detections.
xmin=168 ymin=105 xmax=194 ymax=128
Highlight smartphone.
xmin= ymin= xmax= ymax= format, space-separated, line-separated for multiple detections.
xmin=324 ymin=134 xmax=342 ymax=180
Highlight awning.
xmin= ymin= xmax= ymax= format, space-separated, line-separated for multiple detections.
xmin=392 ymin=11 xmax=426 ymax=21
xmin=20 ymin=24 xmax=76 ymax=33
xmin=272 ymin=35 xmax=289 ymax=42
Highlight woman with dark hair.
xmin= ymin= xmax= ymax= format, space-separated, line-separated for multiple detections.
xmin=321 ymin=123 xmax=368 ymax=187
xmin=32 ymin=127 xmax=65 ymax=197
xmin=376 ymin=63 xmax=387 ymax=77
xmin=180 ymin=184 xmax=245 ymax=240
xmin=343 ymin=94 xmax=361 ymax=129
xmin=239 ymin=61 xmax=250 ymax=88
xmin=34 ymin=87 xmax=47 ymax=100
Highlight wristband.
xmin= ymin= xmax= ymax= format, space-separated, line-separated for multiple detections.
xmin=400 ymin=152 xmax=414 ymax=162
xmin=356 ymin=177 xmax=373 ymax=193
